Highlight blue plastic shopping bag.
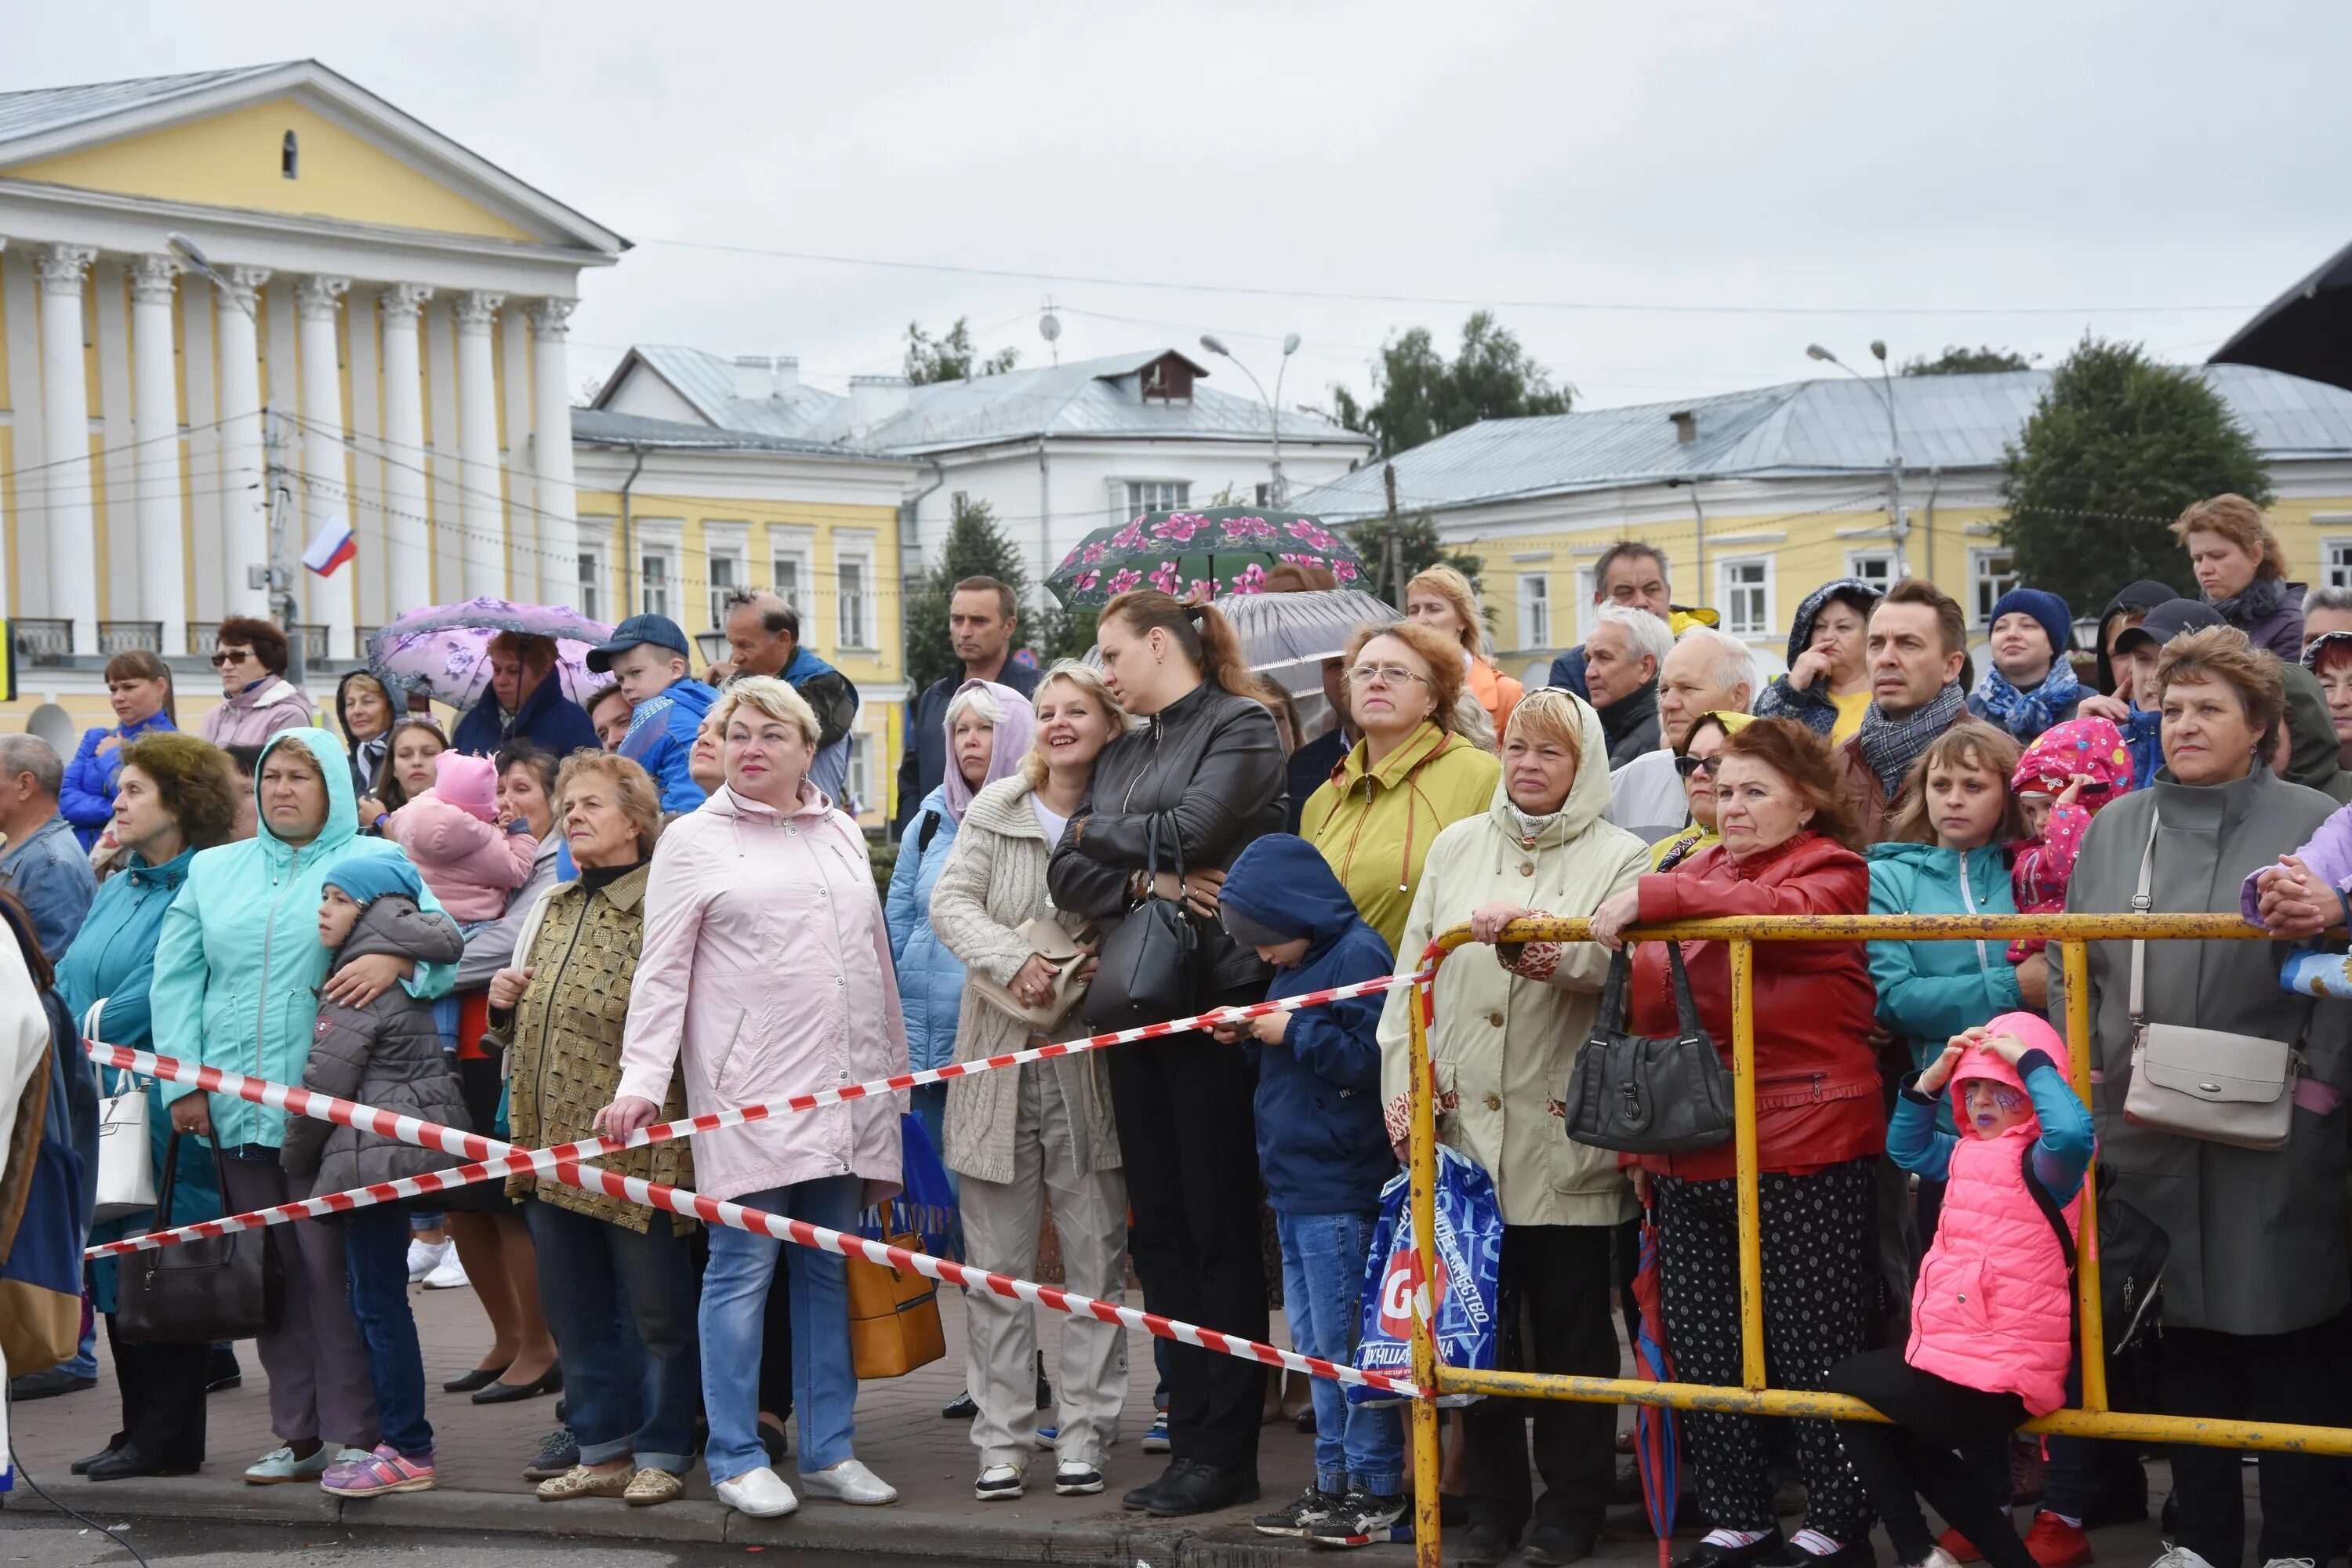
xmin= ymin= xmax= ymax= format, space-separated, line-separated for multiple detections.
xmin=1347 ymin=1143 xmax=1501 ymax=1407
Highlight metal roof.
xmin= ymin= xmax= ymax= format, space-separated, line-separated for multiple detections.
xmin=0 ymin=62 xmax=294 ymax=144
xmin=598 ymin=344 xmax=1371 ymax=455
xmin=1290 ymin=365 xmax=2352 ymax=521
xmin=569 ymin=407 xmax=906 ymax=463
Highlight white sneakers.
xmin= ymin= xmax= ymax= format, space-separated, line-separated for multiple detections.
xmin=975 ymin=1463 xmax=1024 ymax=1501
xmin=2150 ymin=1551 xmax=2219 ymax=1568
xmin=405 ymin=1237 xmax=449 ymax=1283
xmin=713 ymin=1467 xmax=798 ymax=1518
xmin=797 ymin=1457 xmax=898 ymax=1505
xmin=1906 ymin=1550 xmax=1963 ymax=1568
xmin=421 ymin=1248 xmax=469 ymax=1290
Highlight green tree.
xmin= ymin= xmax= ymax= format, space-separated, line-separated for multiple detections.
xmin=1997 ymin=336 xmax=2271 ymax=612
xmin=904 ymin=318 xmax=1019 ymax=384
xmin=1330 ymin=311 xmax=1571 ymax=458
xmin=1901 ymin=345 xmax=2037 ymax=375
xmin=902 ymin=495 xmax=1040 ymax=693
xmin=1345 ymin=511 xmax=1484 ymax=607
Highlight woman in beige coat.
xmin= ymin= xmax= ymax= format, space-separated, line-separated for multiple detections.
xmin=930 ymin=660 xmax=1130 ymax=1504
xmin=1374 ymin=688 xmax=1649 ymax=1567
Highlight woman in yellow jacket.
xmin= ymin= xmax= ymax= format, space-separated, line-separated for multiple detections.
xmin=1407 ymin=565 xmax=1523 ymax=740
xmin=1300 ymin=620 xmax=1501 ymax=951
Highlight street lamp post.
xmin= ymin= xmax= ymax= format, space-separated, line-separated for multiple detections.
xmin=1807 ymin=340 xmax=1910 ymax=579
xmin=1200 ymin=332 xmax=1300 ymax=506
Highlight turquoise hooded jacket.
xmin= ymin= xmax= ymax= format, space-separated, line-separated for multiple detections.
xmin=151 ymin=727 xmax=456 ymax=1150
xmin=1865 ymin=839 xmax=2025 ymax=1068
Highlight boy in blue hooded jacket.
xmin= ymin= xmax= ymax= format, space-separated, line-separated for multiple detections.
xmin=1214 ymin=833 xmax=1404 ymax=1548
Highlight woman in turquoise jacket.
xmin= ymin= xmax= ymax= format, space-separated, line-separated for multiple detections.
xmin=150 ymin=726 xmax=458 ymax=1484
xmin=60 ymin=731 xmax=241 ymax=1479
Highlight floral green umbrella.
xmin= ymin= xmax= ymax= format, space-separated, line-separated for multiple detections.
xmin=1045 ymin=508 xmax=1369 ymax=608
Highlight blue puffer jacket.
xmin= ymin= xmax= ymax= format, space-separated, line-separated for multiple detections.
xmin=887 ymin=785 xmax=965 ymax=1073
xmin=451 ymin=670 xmax=603 ymax=761
xmin=619 ymin=676 xmax=717 ymax=815
xmin=61 ymin=710 xmax=176 ymax=848
xmin=1219 ymin=833 xmax=1396 ymax=1216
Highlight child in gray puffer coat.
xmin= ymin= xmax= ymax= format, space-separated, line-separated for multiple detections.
xmin=281 ymin=853 xmax=469 ymax=1497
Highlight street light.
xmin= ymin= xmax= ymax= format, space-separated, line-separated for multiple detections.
xmin=165 ymin=232 xmax=253 ymax=321
xmin=1200 ymin=332 xmax=1301 ymax=506
xmin=1806 ymin=341 xmax=1909 ymax=578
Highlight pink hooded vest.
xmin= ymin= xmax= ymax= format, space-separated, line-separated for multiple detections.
xmin=1904 ymin=1022 xmax=2082 ymax=1416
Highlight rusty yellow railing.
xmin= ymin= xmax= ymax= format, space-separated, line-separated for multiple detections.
xmin=1404 ymin=913 xmax=2352 ymax=1568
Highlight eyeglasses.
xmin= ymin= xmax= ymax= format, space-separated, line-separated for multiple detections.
xmin=1346 ymin=662 xmax=1430 ymax=688
xmin=1673 ymin=754 xmax=1721 ymax=779
xmin=209 ymin=648 xmax=256 ymax=668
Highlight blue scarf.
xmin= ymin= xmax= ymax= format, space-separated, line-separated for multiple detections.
xmin=1973 ymin=660 xmax=2083 ymax=742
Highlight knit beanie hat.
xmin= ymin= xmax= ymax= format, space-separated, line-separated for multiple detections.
xmin=434 ymin=750 xmax=499 ymax=822
xmin=1988 ymin=588 xmax=2073 ymax=657
xmin=322 ymin=854 xmax=425 ymax=908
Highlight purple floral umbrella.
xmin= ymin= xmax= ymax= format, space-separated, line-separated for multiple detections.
xmin=366 ymin=597 xmax=615 ymax=712
xmin=1045 ymin=508 xmax=1369 ymax=609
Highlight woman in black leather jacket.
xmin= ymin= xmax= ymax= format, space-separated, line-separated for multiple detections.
xmin=1048 ymin=589 xmax=1287 ymax=1517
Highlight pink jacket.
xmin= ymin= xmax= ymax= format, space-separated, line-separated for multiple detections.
xmin=198 ymin=677 xmax=311 ymax=749
xmin=1904 ymin=1033 xmax=2083 ymax=1416
xmin=383 ymin=792 xmax=535 ymax=922
xmin=615 ymin=782 xmax=907 ymax=1204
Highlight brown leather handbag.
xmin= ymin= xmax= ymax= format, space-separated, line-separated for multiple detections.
xmin=116 ymin=1131 xmax=283 ymax=1345
xmin=845 ymin=1231 xmax=946 ymax=1378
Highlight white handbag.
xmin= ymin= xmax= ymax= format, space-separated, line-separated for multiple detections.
xmin=88 ymin=1000 xmax=159 ymax=1221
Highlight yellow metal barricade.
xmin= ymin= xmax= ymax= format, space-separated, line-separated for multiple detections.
xmin=1404 ymin=913 xmax=2352 ymax=1568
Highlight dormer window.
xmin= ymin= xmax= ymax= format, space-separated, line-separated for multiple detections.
xmin=1138 ymin=352 xmax=1196 ymax=405
xmin=281 ymin=131 xmax=299 ymax=179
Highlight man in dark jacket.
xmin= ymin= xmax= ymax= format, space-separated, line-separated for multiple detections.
xmin=1213 ymin=833 xmax=1403 ymax=1545
xmin=1835 ymin=579 xmax=1969 ymax=844
xmin=705 ymin=590 xmax=860 ymax=807
xmin=894 ymin=578 xmax=1038 ymax=836
xmin=1583 ymin=606 xmax=1671 ymax=769
xmin=452 ymin=632 xmax=601 ymax=760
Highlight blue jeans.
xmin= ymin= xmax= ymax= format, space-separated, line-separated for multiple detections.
xmin=526 ymin=1200 xmax=702 ymax=1473
xmin=344 ymin=1204 xmax=430 ymax=1457
xmin=1277 ymin=1209 xmax=1402 ymax=1496
xmin=699 ymin=1175 xmax=862 ymax=1481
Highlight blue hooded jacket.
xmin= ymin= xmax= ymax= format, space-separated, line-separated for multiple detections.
xmin=1218 ymin=833 xmax=1397 ymax=1215
xmin=62 ymin=710 xmax=176 ymax=848
xmin=451 ymin=669 xmax=603 ymax=761
xmin=618 ymin=675 xmax=717 ymax=814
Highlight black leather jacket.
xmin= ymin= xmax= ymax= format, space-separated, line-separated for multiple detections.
xmin=1048 ymin=681 xmax=1288 ymax=1000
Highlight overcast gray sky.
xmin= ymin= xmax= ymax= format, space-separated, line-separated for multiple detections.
xmin=15 ymin=2 xmax=2351 ymax=413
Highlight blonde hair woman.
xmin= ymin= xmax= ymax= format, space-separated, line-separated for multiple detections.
xmin=1407 ymin=564 xmax=1523 ymax=738
xmin=601 ymin=676 xmax=908 ymax=1520
xmin=929 ymin=661 xmax=1131 ymax=1502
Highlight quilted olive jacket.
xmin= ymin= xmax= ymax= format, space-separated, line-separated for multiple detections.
xmin=492 ymin=863 xmax=694 ymax=1232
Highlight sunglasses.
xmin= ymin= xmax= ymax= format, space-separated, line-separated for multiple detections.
xmin=209 ymin=648 xmax=256 ymax=668
xmin=1673 ymin=754 xmax=1722 ymax=779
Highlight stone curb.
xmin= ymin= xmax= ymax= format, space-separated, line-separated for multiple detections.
xmin=3 ymin=1474 xmax=1354 ymax=1566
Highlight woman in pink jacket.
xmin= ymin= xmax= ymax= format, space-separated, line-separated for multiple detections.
xmin=600 ymin=675 xmax=908 ymax=1523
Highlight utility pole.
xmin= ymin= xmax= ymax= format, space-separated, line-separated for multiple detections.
xmin=1383 ymin=463 xmax=1405 ymax=610
xmin=262 ymin=405 xmax=305 ymax=688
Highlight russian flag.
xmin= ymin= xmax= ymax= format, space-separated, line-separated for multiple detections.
xmin=301 ymin=515 xmax=356 ymax=576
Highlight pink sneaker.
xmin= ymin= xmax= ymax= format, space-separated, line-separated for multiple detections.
xmin=321 ymin=1444 xmax=436 ymax=1497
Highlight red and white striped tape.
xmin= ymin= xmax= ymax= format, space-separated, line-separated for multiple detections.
xmin=89 ymin=966 xmax=1428 ymax=1255
xmin=82 ymin=1035 xmax=1430 ymax=1400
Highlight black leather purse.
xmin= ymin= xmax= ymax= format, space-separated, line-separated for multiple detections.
xmin=1082 ymin=814 xmax=1197 ymax=1033
xmin=1563 ymin=944 xmax=1735 ymax=1154
xmin=116 ymin=1131 xmax=284 ymax=1345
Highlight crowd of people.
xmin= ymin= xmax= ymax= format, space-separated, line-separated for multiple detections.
xmin=1 ymin=495 xmax=2348 ymax=1568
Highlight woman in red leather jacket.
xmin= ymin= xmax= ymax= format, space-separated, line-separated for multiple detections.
xmin=1588 ymin=717 xmax=1882 ymax=1568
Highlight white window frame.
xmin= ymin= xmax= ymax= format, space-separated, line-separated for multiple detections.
xmin=771 ymin=526 xmax=815 ymax=616
xmin=703 ymin=521 xmax=750 ymax=633
xmin=835 ymin=530 xmax=879 ymax=652
xmin=1717 ymin=557 xmax=1775 ymax=639
xmin=1125 ymin=480 xmax=1189 ymax=515
xmin=635 ymin=518 xmax=684 ymax=623
xmin=1969 ymin=546 xmax=2020 ymax=629
xmin=1518 ymin=571 xmax=1552 ymax=651
xmin=845 ymin=728 xmax=876 ymax=818
xmin=1572 ymin=564 xmax=1600 ymax=643
xmin=2323 ymin=537 xmax=2352 ymax=591
xmin=574 ymin=516 xmax=613 ymax=623
xmin=1846 ymin=550 xmax=1898 ymax=592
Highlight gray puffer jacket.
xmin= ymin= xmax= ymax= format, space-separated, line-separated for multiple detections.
xmin=281 ymin=895 xmax=470 ymax=1201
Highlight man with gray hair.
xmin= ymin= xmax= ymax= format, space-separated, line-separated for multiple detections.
xmin=2303 ymin=583 xmax=2352 ymax=655
xmin=1584 ymin=604 xmax=1676 ymax=770
xmin=1608 ymin=626 xmax=1758 ymax=843
xmin=705 ymin=588 xmax=861 ymax=808
xmin=0 ymin=735 xmax=94 ymax=957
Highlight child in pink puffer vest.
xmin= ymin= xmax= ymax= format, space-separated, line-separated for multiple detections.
xmin=382 ymin=750 xmax=535 ymax=923
xmin=1824 ymin=1013 xmax=2095 ymax=1568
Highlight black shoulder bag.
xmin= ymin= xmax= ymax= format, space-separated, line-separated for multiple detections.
xmin=2022 ymin=1149 xmax=2169 ymax=1356
xmin=116 ymin=1131 xmax=284 ymax=1345
xmin=1563 ymin=944 xmax=1734 ymax=1154
xmin=1081 ymin=813 xmax=1197 ymax=1032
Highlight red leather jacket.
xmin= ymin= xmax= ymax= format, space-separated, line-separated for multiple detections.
xmin=1625 ymin=830 xmax=1882 ymax=1180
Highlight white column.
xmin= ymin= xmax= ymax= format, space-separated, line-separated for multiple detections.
xmin=451 ymin=289 xmax=506 ymax=598
xmin=35 ymin=244 xmax=99 ymax=654
xmin=212 ymin=264 xmax=271 ymax=620
xmin=377 ymin=284 xmax=434 ymax=616
xmin=295 ymin=274 xmax=354 ymax=656
xmin=129 ymin=254 xmax=187 ymax=654
xmin=526 ymin=297 xmax=579 ymax=610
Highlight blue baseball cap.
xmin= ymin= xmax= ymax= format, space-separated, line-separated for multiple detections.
xmin=585 ymin=613 xmax=691 ymax=673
